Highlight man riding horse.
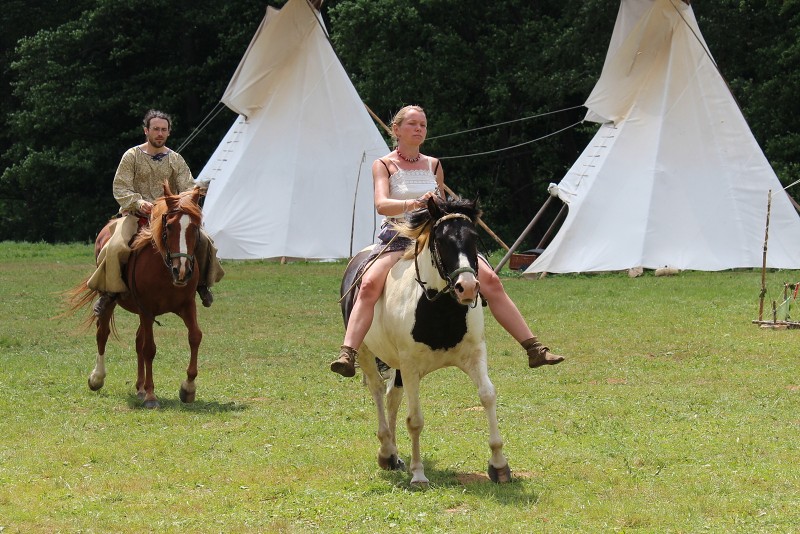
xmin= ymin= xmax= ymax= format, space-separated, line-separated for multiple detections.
xmin=88 ymin=109 xmax=224 ymax=315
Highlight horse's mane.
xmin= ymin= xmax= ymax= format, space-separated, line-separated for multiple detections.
xmin=131 ymin=186 xmax=203 ymax=254
xmin=392 ymin=197 xmax=481 ymax=260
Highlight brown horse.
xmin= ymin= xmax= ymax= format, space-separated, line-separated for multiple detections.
xmin=71 ymin=183 xmax=204 ymax=408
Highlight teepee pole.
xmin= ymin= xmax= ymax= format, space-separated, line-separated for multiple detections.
xmin=494 ymin=196 xmax=554 ymax=273
xmin=442 ymin=184 xmax=509 ymax=250
xmin=535 ymin=203 xmax=567 ymax=250
xmin=758 ymin=190 xmax=772 ymax=322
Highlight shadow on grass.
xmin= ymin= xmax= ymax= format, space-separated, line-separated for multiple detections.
xmin=125 ymin=393 xmax=250 ymax=412
xmin=376 ymin=457 xmax=539 ymax=504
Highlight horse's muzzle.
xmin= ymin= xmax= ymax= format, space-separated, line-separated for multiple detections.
xmin=171 ymin=262 xmax=194 ymax=286
xmin=454 ymin=274 xmax=480 ymax=306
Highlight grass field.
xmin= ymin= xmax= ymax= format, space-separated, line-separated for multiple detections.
xmin=1 ymin=240 xmax=799 ymax=532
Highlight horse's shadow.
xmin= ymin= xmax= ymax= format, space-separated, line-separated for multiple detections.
xmin=377 ymin=457 xmax=540 ymax=504
xmin=124 ymin=394 xmax=249 ymax=413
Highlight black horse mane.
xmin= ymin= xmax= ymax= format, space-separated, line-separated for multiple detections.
xmin=393 ymin=197 xmax=481 ymax=257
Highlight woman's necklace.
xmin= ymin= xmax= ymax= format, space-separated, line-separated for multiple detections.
xmin=396 ymin=148 xmax=421 ymax=163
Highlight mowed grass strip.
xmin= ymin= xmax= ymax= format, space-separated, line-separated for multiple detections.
xmin=1 ymin=241 xmax=799 ymax=532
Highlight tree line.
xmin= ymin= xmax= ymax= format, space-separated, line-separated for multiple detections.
xmin=1 ymin=0 xmax=798 ymax=250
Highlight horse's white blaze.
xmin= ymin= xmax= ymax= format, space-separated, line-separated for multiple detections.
xmin=175 ymin=214 xmax=191 ymax=280
xmin=453 ymin=252 xmax=479 ymax=304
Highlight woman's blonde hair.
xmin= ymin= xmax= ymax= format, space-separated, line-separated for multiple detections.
xmin=390 ymin=105 xmax=425 ymax=145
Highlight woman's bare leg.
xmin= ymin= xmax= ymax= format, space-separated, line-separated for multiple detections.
xmin=477 ymin=257 xmax=564 ymax=368
xmin=331 ymin=251 xmax=404 ymax=376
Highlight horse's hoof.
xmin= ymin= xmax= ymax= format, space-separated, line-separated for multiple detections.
xmin=179 ymin=387 xmax=196 ymax=403
xmin=136 ymin=391 xmax=146 ymax=401
xmin=488 ymin=462 xmax=512 ymax=483
xmin=87 ymin=377 xmax=103 ymax=391
xmin=143 ymin=399 xmax=160 ymax=409
xmin=410 ymin=478 xmax=430 ymax=489
xmin=378 ymin=454 xmax=406 ymax=471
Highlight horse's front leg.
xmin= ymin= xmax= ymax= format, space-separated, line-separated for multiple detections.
xmin=402 ymin=372 xmax=428 ymax=487
xmin=135 ymin=318 xmax=159 ymax=409
xmin=462 ymin=351 xmax=511 ymax=483
xmin=360 ymin=348 xmax=402 ymax=471
xmin=178 ymin=307 xmax=202 ymax=403
xmin=88 ymin=309 xmax=113 ymax=391
xmin=384 ymin=371 xmax=405 ymax=471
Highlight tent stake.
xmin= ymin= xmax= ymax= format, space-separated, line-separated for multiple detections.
xmin=758 ymin=190 xmax=772 ymax=322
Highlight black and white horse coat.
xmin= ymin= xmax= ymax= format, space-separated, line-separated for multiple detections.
xmin=340 ymin=198 xmax=511 ymax=486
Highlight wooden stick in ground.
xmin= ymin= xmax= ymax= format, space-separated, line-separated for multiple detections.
xmin=536 ymin=203 xmax=567 ymax=250
xmin=494 ymin=196 xmax=554 ymax=273
xmin=758 ymin=190 xmax=772 ymax=322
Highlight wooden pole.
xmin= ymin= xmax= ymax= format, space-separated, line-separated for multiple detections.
xmin=758 ymin=190 xmax=772 ymax=322
xmin=494 ymin=196 xmax=554 ymax=273
xmin=443 ymin=184 xmax=509 ymax=251
xmin=365 ymin=104 xmax=391 ymax=136
xmin=535 ymin=203 xmax=567 ymax=250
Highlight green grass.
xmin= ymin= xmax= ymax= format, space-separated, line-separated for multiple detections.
xmin=1 ymin=241 xmax=800 ymax=532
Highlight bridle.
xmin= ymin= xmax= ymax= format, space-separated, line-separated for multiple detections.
xmin=160 ymin=208 xmax=199 ymax=273
xmin=127 ymin=207 xmax=199 ymax=325
xmin=414 ymin=212 xmax=478 ymax=304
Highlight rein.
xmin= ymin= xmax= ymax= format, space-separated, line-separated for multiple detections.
xmin=414 ymin=212 xmax=478 ymax=304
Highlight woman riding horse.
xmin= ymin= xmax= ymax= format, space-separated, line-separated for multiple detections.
xmin=331 ymin=105 xmax=564 ymax=377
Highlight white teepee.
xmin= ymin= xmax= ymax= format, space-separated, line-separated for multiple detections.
xmin=525 ymin=0 xmax=800 ymax=275
xmin=199 ymin=0 xmax=388 ymax=260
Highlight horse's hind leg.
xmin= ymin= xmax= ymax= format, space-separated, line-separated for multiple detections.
xmin=88 ymin=312 xmax=113 ymax=391
xmin=463 ymin=354 xmax=511 ymax=483
xmin=135 ymin=319 xmax=159 ymax=409
xmin=179 ymin=309 xmax=202 ymax=403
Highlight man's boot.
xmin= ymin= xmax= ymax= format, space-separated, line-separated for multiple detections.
xmin=197 ymin=286 xmax=213 ymax=307
xmin=522 ymin=337 xmax=564 ymax=368
xmin=330 ymin=345 xmax=358 ymax=377
xmin=93 ymin=293 xmax=118 ymax=317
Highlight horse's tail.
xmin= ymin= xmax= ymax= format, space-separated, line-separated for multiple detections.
xmin=56 ymin=279 xmax=97 ymax=325
xmin=58 ymin=280 xmax=118 ymax=337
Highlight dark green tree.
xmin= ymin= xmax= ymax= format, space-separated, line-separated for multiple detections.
xmin=328 ymin=0 xmax=617 ymax=247
xmin=1 ymin=0 xmax=267 ymax=242
xmin=2 ymin=0 xmax=798 ymax=250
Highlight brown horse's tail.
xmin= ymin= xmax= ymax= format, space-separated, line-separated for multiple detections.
xmin=57 ymin=279 xmax=97 ymax=326
xmin=58 ymin=280 xmax=117 ymax=337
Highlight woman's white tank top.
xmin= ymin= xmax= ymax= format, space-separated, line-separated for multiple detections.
xmin=386 ymin=157 xmax=438 ymax=222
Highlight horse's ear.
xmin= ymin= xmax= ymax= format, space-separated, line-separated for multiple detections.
xmin=190 ymin=186 xmax=202 ymax=204
xmin=162 ymin=180 xmax=174 ymax=197
xmin=427 ymin=196 xmax=443 ymax=220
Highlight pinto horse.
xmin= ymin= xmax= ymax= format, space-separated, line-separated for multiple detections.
xmin=71 ymin=183 xmax=204 ymax=408
xmin=340 ymin=197 xmax=512 ymax=486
